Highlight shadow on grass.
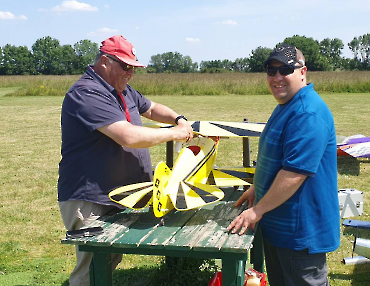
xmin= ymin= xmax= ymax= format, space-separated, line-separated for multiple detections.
xmin=337 ymin=156 xmax=361 ymax=175
xmin=114 ymin=257 xmax=217 ymax=286
xmin=54 ymin=258 xmax=218 ymax=286
xmin=329 ymin=262 xmax=370 ymax=286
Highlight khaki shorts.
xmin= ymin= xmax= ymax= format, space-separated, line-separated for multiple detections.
xmin=59 ymin=201 xmax=122 ymax=286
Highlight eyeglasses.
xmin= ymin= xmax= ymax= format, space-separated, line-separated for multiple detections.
xmin=106 ymin=55 xmax=135 ymax=71
xmin=266 ymin=65 xmax=303 ymax=76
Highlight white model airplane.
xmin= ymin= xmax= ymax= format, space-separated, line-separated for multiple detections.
xmin=337 ymin=134 xmax=370 ymax=158
xmin=109 ymin=121 xmax=265 ymax=217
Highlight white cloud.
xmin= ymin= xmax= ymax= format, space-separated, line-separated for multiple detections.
xmin=185 ymin=37 xmax=201 ymax=43
xmin=0 ymin=11 xmax=27 ymax=20
xmin=88 ymin=27 xmax=119 ymax=37
xmin=221 ymin=19 xmax=238 ymax=25
xmin=0 ymin=11 xmax=15 ymax=19
xmin=52 ymin=1 xmax=98 ymax=12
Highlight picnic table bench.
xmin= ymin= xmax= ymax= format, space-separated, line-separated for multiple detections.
xmin=61 ymin=187 xmax=264 ymax=286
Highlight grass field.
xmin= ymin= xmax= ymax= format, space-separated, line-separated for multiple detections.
xmin=0 ymin=73 xmax=369 ymax=285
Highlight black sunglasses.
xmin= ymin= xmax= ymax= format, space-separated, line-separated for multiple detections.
xmin=266 ymin=65 xmax=302 ymax=76
xmin=106 ymin=55 xmax=135 ymax=71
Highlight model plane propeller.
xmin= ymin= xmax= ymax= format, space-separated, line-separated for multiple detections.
xmin=337 ymin=134 xmax=370 ymax=158
xmin=109 ymin=121 xmax=265 ymax=217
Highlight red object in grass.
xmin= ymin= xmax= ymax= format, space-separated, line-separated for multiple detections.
xmin=208 ymin=271 xmax=222 ymax=286
xmin=208 ymin=269 xmax=267 ymax=286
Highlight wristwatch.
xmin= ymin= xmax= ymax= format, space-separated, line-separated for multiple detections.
xmin=175 ymin=115 xmax=187 ymax=125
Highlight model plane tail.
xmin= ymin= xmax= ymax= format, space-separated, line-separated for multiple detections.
xmin=109 ymin=182 xmax=153 ymax=209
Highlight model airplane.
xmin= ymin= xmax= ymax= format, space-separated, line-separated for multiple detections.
xmin=342 ymin=219 xmax=370 ymax=264
xmin=337 ymin=134 xmax=370 ymax=158
xmin=109 ymin=121 xmax=265 ymax=217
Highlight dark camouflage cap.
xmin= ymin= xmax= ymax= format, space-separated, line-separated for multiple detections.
xmin=265 ymin=44 xmax=302 ymax=67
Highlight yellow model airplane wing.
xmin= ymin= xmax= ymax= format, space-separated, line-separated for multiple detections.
xmin=191 ymin=121 xmax=264 ymax=137
xmin=109 ymin=182 xmax=153 ymax=209
xmin=144 ymin=120 xmax=265 ymax=137
xmin=209 ymin=166 xmax=255 ymax=186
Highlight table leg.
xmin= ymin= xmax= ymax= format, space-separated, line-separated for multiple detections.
xmin=90 ymin=252 xmax=112 ymax=286
xmin=243 ymin=137 xmax=250 ymax=167
xmin=166 ymin=141 xmax=174 ymax=168
xmin=222 ymin=259 xmax=246 ymax=286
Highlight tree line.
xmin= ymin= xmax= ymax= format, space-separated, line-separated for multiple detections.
xmin=1 ymin=34 xmax=370 ymax=75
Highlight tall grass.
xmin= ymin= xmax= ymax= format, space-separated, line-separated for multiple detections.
xmin=1 ymin=71 xmax=370 ymax=96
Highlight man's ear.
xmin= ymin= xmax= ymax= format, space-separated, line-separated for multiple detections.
xmin=301 ymin=66 xmax=307 ymax=81
xmin=100 ymin=55 xmax=109 ymax=68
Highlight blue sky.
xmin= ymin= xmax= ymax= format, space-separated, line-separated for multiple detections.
xmin=1 ymin=0 xmax=369 ymax=66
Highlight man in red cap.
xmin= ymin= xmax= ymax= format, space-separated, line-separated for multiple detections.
xmin=58 ymin=35 xmax=193 ymax=286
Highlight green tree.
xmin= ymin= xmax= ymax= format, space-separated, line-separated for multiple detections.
xmin=32 ymin=36 xmax=62 ymax=74
xmin=248 ymin=46 xmax=272 ymax=72
xmin=283 ymin=35 xmax=330 ymax=71
xmin=319 ymin=38 xmax=344 ymax=70
xmin=0 ymin=44 xmax=35 ymax=75
xmin=348 ymin=37 xmax=361 ymax=59
xmin=57 ymin=44 xmax=81 ymax=75
xmin=73 ymin=39 xmax=99 ymax=72
xmin=199 ymin=60 xmax=227 ymax=73
xmin=232 ymin=57 xmax=249 ymax=72
xmin=348 ymin=34 xmax=370 ymax=70
xmin=180 ymin=55 xmax=198 ymax=73
xmin=149 ymin=52 xmax=197 ymax=73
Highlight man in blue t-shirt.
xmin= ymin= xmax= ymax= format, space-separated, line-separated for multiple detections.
xmin=228 ymin=44 xmax=340 ymax=286
xmin=58 ymin=35 xmax=193 ymax=286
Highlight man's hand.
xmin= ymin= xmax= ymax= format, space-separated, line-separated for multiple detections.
xmin=234 ymin=185 xmax=255 ymax=209
xmin=227 ymin=207 xmax=262 ymax=235
xmin=175 ymin=119 xmax=193 ymax=142
xmin=227 ymin=185 xmax=261 ymax=235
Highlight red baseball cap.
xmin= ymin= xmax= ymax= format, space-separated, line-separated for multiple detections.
xmin=100 ymin=35 xmax=146 ymax=67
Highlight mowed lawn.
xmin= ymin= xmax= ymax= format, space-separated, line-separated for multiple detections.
xmin=0 ymin=89 xmax=369 ymax=285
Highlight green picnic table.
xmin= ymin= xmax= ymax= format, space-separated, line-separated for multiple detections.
xmin=61 ymin=187 xmax=264 ymax=286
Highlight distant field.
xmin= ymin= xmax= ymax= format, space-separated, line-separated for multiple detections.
xmin=1 ymin=71 xmax=370 ymax=96
xmin=0 ymin=74 xmax=369 ymax=285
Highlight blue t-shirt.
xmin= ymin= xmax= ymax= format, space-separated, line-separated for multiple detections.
xmin=254 ymin=84 xmax=340 ymax=254
xmin=58 ymin=66 xmax=153 ymax=206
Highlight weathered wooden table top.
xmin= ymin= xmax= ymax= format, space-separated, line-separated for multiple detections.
xmin=61 ymin=188 xmax=255 ymax=257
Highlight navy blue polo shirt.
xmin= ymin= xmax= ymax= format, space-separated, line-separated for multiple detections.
xmin=58 ymin=66 xmax=153 ymax=206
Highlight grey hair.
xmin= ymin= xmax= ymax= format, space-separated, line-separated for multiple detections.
xmin=94 ymin=51 xmax=110 ymax=64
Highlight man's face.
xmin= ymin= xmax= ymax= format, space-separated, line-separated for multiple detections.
xmin=103 ymin=55 xmax=135 ymax=92
xmin=266 ymin=59 xmax=306 ymax=104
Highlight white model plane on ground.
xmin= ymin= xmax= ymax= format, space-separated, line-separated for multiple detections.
xmin=337 ymin=134 xmax=370 ymax=158
xmin=109 ymin=121 xmax=265 ymax=217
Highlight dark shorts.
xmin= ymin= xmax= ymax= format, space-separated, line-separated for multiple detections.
xmin=263 ymin=239 xmax=329 ymax=286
